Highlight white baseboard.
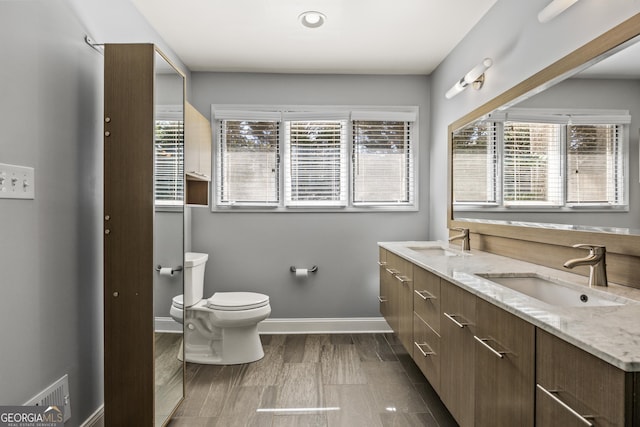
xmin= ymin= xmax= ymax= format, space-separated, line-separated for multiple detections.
xmin=155 ymin=316 xmax=392 ymax=335
xmin=257 ymin=317 xmax=392 ymax=334
xmin=155 ymin=317 xmax=182 ymax=333
xmin=80 ymin=405 xmax=104 ymax=427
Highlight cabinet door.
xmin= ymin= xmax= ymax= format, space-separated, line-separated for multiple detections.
xmin=536 ymin=329 xmax=632 ymax=427
xmin=385 ymin=252 xmax=413 ymax=350
xmin=413 ymin=267 xmax=440 ymax=334
xmin=474 ymin=298 xmax=535 ymax=427
xmin=184 ymin=102 xmax=211 ymax=177
xmin=413 ymin=312 xmax=440 ymax=392
xmin=440 ymin=280 xmax=476 ymax=427
xmin=396 ymin=258 xmax=414 ymax=352
xmin=378 ymin=248 xmax=390 ymax=320
xmin=184 ymin=102 xmax=211 ymax=205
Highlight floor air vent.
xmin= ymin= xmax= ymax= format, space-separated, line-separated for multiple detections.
xmin=24 ymin=374 xmax=71 ymax=422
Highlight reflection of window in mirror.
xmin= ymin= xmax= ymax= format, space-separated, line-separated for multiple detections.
xmin=155 ymin=105 xmax=184 ymax=206
xmin=453 ymin=108 xmax=629 ymax=211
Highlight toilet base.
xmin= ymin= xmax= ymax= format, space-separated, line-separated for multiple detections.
xmin=183 ymin=323 xmax=265 ymax=365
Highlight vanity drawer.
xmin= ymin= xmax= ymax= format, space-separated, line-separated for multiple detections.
xmin=413 ymin=312 xmax=440 ymax=392
xmin=413 ymin=266 xmax=440 ymax=334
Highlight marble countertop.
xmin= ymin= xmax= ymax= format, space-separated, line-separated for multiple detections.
xmin=379 ymin=241 xmax=640 ymax=372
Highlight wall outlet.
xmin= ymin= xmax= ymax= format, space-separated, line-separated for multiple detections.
xmin=0 ymin=162 xmax=35 ymax=199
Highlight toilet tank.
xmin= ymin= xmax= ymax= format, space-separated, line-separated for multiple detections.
xmin=183 ymin=252 xmax=208 ymax=307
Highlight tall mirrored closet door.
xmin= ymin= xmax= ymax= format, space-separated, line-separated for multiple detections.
xmin=104 ymin=43 xmax=185 ymax=426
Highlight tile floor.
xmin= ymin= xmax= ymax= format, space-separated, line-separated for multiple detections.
xmin=168 ymin=333 xmax=458 ymax=427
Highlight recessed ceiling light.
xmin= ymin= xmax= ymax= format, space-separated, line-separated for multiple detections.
xmin=299 ymin=11 xmax=326 ymax=28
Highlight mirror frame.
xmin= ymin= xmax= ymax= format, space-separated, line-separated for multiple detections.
xmin=448 ymin=12 xmax=640 ymax=258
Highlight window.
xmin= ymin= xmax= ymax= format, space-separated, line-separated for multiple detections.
xmin=217 ymin=120 xmax=280 ymax=206
xmin=352 ymin=120 xmax=414 ymax=205
xmin=452 ymin=109 xmax=628 ymax=211
xmin=285 ymin=120 xmax=348 ymax=207
xmin=155 ymin=107 xmax=184 ymax=205
xmin=213 ymin=106 xmax=418 ymax=211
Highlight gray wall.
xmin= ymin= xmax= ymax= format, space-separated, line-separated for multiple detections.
xmin=455 ymin=78 xmax=640 ymax=230
xmin=154 ymin=211 xmax=185 ymax=317
xmin=429 ymin=0 xmax=640 ymax=241
xmin=0 ymin=0 xmax=103 ymax=422
xmin=189 ymin=73 xmax=430 ymax=318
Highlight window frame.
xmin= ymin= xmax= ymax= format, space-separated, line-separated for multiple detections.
xmin=211 ymin=105 xmax=419 ymax=212
xmin=453 ymin=108 xmax=630 ymax=213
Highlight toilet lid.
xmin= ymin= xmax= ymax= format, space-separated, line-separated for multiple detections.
xmin=172 ymin=294 xmax=184 ymax=310
xmin=206 ymin=292 xmax=269 ymax=311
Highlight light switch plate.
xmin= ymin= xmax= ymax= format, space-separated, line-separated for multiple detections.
xmin=0 ymin=162 xmax=35 ymax=199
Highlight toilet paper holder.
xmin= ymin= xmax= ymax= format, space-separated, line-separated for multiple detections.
xmin=290 ymin=265 xmax=318 ymax=273
xmin=156 ymin=265 xmax=183 ymax=274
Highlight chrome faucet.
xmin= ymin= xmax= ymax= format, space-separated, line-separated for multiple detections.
xmin=563 ymin=244 xmax=608 ymax=287
xmin=449 ymin=227 xmax=470 ymax=251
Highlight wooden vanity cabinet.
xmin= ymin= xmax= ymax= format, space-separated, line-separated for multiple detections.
xmin=536 ymin=329 xmax=635 ymax=427
xmin=440 ymin=279 xmax=477 ymax=427
xmin=412 ymin=267 xmax=441 ymax=392
xmin=378 ymin=248 xmax=640 ymax=427
xmin=475 ymin=298 xmax=535 ymax=427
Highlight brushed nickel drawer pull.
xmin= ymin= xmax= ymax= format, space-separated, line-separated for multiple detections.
xmin=377 ymin=261 xmax=387 ymax=267
xmin=378 ymin=296 xmax=387 ymax=303
xmin=395 ymin=275 xmax=412 ymax=284
xmin=473 ymin=336 xmax=507 ymax=359
xmin=415 ymin=289 xmax=436 ymax=300
xmin=443 ymin=312 xmax=469 ymax=328
xmin=385 ymin=267 xmax=400 ymax=275
xmin=536 ymin=384 xmax=594 ymax=426
xmin=414 ymin=341 xmax=435 ymax=357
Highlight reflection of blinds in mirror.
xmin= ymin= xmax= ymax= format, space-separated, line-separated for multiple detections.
xmin=452 ymin=122 xmax=497 ymax=203
xmin=217 ymin=120 xmax=280 ymax=206
xmin=503 ymin=122 xmax=562 ymax=206
xmin=155 ymin=119 xmax=184 ymax=204
xmin=567 ymin=124 xmax=624 ymax=205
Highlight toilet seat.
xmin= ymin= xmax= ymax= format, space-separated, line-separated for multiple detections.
xmin=172 ymin=294 xmax=184 ymax=310
xmin=206 ymin=292 xmax=269 ymax=311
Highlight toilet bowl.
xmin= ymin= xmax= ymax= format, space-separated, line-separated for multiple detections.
xmin=169 ymin=252 xmax=271 ymax=365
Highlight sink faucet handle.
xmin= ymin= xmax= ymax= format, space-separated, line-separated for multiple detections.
xmin=572 ymin=243 xmax=606 ymax=253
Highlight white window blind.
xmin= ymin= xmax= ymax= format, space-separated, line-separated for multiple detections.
xmin=352 ymin=120 xmax=414 ymax=205
xmin=452 ymin=121 xmax=497 ymax=204
xmin=154 ymin=118 xmax=184 ymax=205
xmin=567 ymin=124 xmax=624 ymax=205
xmin=285 ymin=121 xmax=348 ymax=207
xmin=217 ymin=120 xmax=280 ymax=206
xmin=503 ymin=122 xmax=562 ymax=206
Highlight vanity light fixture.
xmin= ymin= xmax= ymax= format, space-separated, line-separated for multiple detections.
xmin=538 ymin=0 xmax=579 ymax=23
xmin=445 ymin=58 xmax=493 ymax=99
xmin=299 ymin=11 xmax=326 ymax=28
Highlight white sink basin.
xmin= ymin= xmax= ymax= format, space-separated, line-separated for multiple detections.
xmin=476 ymin=273 xmax=627 ymax=307
xmin=408 ymin=246 xmax=459 ymax=257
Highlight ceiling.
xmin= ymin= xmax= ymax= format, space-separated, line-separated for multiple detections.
xmin=131 ymin=0 xmax=497 ymax=75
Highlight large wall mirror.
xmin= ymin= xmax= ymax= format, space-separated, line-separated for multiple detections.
xmin=153 ymin=49 xmax=185 ymax=426
xmin=448 ymin=13 xmax=640 ymax=258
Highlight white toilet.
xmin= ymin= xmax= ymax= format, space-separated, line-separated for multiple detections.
xmin=170 ymin=252 xmax=271 ymax=365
